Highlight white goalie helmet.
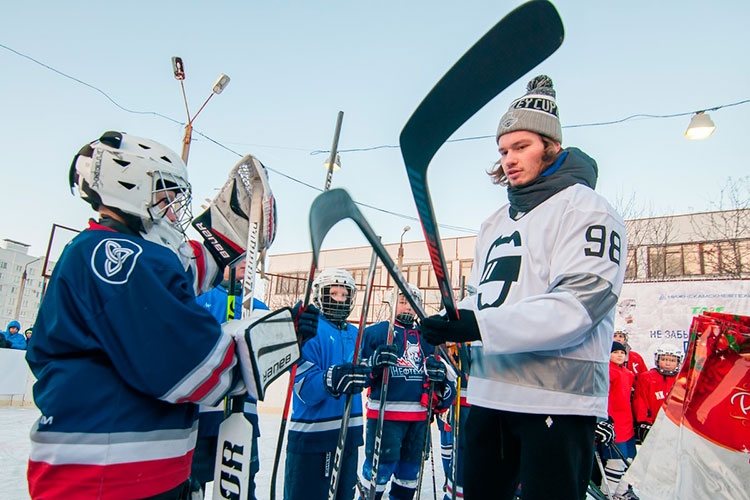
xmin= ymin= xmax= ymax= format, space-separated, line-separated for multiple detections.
xmin=312 ymin=268 xmax=357 ymax=324
xmin=388 ymin=283 xmax=423 ymax=325
xmin=68 ymin=131 xmax=191 ymax=235
xmin=654 ymin=343 xmax=683 ymax=376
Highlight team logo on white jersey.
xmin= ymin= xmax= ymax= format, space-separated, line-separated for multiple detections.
xmin=477 ymin=231 xmax=522 ymax=310
xmin=91 ymin=238 xmax=143 ymax=285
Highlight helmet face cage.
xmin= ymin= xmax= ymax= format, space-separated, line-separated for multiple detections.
xmin=654 ymin=343 xmax=683 ymax=376
xmin=149 ymin=169 xmax=192 ymax=234
xmin=394 ymin=283 xmax=422 ymax=325
xmin=613 ymin=330 xmax=629 ymax=344
xmin=312 ymin=269 xmax=357 ymax=324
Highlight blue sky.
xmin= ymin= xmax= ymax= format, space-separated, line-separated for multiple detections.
xmin=1 ymin=1 xmax=748 ymax=260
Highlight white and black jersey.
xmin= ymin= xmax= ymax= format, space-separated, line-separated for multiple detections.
xmin=459 ymin=183 xmax=627 ymax=418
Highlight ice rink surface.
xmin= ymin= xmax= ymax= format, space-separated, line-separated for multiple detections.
xmin=0 ymin=406 xmax=447 ymax=500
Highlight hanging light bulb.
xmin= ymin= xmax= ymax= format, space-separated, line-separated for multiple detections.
xmin=324 ymin=153 xmax=342 ymax=171
xmin=685 ymin=111 xmax=716 ymax=140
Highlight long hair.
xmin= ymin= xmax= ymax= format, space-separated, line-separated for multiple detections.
xmin=487 ymin=134 xmax=562 ymax=186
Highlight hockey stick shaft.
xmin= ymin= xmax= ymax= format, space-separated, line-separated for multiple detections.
xmin=400 ymin=0 xmax=563 ymax=320
xmin=270 ymin=114 xmax=344 ymax=499
xmin=324 ymin=111 xmax=344 ymax=191
xmin=450 ymin=277 xmax=467 ymax=500
xmin=328 ymin=248 xmax=379 ymax=500
xmin=367 ymin=242 xmax=405 ymax=500
xmin=415 ymin=383 xmax=436 ymax=498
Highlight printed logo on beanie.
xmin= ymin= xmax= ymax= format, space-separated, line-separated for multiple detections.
xmin=510 ymin=96 xmax=558 ymax=117
xmin=500 ymin=115 xmax=518 ymax=130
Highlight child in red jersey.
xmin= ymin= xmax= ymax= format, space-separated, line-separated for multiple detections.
xmin=633 ymin=343 xmax=683 ymax=443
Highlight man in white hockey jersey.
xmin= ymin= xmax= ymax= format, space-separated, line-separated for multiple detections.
xmin=421 ymin=76 xmax=627 ymax=500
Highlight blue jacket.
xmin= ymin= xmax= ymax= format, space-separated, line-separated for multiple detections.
xmin=26 ymin=221 xmax=243 ymax=499
xmin=287 ymin=316 xmax=363 ymax=453
xmin=362 ymin=320 xmax=455 ymax=420
xmin=2 ymin=321 xmax=27 ymax=350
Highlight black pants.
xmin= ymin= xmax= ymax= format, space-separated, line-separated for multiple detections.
xmin=463 ymin=406 xmax=595 ymax=500
xmin=284 ymin=446 xmax=359 ymax=500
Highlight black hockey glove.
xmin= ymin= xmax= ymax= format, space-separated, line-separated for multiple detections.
xmin=324 ymin=363 xmax=370 ymax=398
xmin=424 ymin=355 xmax=447 ymax=384
xmin=636 ymin=422 xmax=652 ymax=444
xmin=368 ymin=344 xmax=399 ymax=375
xmin=421 ymin=309 xmax=481 ymax=346
xmin=291 ymin=301 xmax=319 ymax=346
xmin=594 ymin=417 xmax=615 ymax=446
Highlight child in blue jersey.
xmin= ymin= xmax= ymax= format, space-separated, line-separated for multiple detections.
xmin=191 ymin=257 xmax=269 ymax=499
xmin=360 ymin=285 xmax=455 ymax=500
xmin=284 ymin=268 xmax=370 ymax=500
xmin=26 ymin=131 xmax=315 ymax=500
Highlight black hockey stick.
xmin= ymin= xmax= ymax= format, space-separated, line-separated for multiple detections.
xmin=400 ymin=0 xmax=564 ymax=320
xmin=327 ymin=248 xmax=379 ymax=500
xmin=269 ymin=112 xmax=345 ymax=500
xmin=309 ymin=189 xmax=460 ymax=500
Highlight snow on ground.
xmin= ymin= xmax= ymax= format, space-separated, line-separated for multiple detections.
xmin=0 ymin=406 xmax=446 ymax=500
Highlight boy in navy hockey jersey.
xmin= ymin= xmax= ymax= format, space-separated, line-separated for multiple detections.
xmin=360 ymin=285 xmax=455 ymax=500
xmin=284 ymin=268 xmax=370 ymax=500
xmin=26 ymin=131 xmax=312 ymax=500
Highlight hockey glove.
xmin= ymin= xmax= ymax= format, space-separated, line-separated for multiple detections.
xmin=594 ymin=417 xmax=615 ymax=446
xmin=636 ymin=422 xmax=652 ymax=444
xmin=424 ymin=355 xmax=447 ymax=384
xmin=192 ymin=155 xmax=277 ymax=268
xmin=291 ymin=301 xmax=319 ymax=346
xmin=324 ymin=363 xmax=370 ymax=398
xmin=368 ymin=344 xmax=399 ymax=375
xmin=421 ymin=309 xmax=481 ymax=346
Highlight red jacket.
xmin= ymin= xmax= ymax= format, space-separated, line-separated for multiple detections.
xmin=633 ymin=368 xmax=676 ymax=424
xmin=608 ymin=361 xmax=635 ymax=442
xmin=626 ymin=350 xmax=647 ymax=376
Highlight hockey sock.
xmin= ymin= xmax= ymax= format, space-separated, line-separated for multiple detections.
xmin=603 ymin=458 xmax=626 ymax=494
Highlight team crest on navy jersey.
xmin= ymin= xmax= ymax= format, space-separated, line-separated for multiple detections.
xmin=91 ymin=238 xmax=143 ymax=284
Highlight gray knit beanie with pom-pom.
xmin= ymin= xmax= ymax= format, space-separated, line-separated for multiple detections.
xmin=496 ymin=75 xmax=562 ymax=143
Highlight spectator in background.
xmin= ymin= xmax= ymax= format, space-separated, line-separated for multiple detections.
xmin=2 ymin=320 xmax=27 ymax=350
xmin=24 ymin=328 xmax=33 ymax=342
xmin=614 ymin=330 xmax=646 ymax=376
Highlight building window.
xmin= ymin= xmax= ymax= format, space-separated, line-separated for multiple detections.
xmin=418 ymin=264 xmax=430 ymax=289
xmin=665 ymin=245 xmax=683 ymax=276
xmin=682 ymin=244 xmax=701 ymax=275
xmin=719 ymin=241 xmax=739 ymax=275
xmin=15 ymin=265 xmax=22 ymax=272
xmin=625 ymin=248 xmax=637 ymax=280
xmin=740 ymin=241 xmax=750 ymax=274
xmin=0 ymin=261 xmax=6 ymax=269
xmin=648 ymin=247 xmax=666 ymax=277
xmin=702 ymin=243 xmax=720 ymax=275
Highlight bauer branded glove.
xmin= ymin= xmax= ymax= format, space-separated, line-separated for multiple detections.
xmin=421 ymin=309 xmax=481 ymax=346
xmin=636 ymin=422 xmax=652 ymax=444
xmin=192 ymin=155 xmax=276 ymax=268
xmin=594 ymin=417 xmax=615 ymax=446
xmin=368 ymin=344 xmax=399 ymax=375
xmin=324 ymin=363 xmax=370 ymax=397
xmin=424 ymin=355 xmax=447 ymax=384
xmin=291 ymin=301 xmax=319 ymax=346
